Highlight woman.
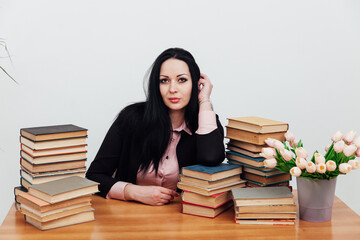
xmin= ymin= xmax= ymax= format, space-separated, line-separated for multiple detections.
xmin=86 ymin=48 xmax=225 ymax=206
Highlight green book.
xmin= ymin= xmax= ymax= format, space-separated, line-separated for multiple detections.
xmin=231 ymin=186 xmax=294 ymax=206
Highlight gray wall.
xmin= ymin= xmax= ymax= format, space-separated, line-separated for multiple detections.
xmin=1 ymin=0 xmax=359 ymax=225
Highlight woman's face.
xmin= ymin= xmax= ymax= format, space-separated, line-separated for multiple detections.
xmin=159 ymin=58 xmax=193 ymax=113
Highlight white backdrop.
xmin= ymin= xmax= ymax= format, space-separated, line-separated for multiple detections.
xmin=1 ymin=0 xmax=359 ymax=225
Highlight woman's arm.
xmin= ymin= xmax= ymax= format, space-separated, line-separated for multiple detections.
xmin=195 ymin=73 xmax=225 ymax=166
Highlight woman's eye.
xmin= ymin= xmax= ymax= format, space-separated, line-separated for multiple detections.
xmin=160 ymin=79 xmax=168 ymax=83
xmin=179 ymin=78 xmax=187 ymax=83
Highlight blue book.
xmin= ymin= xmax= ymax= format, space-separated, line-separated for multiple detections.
xmin=182 ymin=163 xmax=242 ymax=181
xmin=226 ymin=151 xmax=265 ymax=161
xmin=226 ymin=151 xmax=265 ymax=168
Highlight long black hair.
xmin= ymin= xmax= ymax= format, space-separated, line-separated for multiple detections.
xmin=138 ymin=48 xmax=201 ymax=174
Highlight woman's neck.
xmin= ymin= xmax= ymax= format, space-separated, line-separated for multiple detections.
xmin=169 ymin=110 xmax=185 ymax=129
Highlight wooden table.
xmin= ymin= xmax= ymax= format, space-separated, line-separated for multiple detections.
xmin=1 ymin=192 xmax=359 ymax=239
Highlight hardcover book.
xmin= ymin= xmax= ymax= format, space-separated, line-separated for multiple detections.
xmin=21 ymin=158 xmax=86 ymax=173
xmin=178 ymin=180 xmax=246 ymax=196
xmin=231 ymin=187 xmax=294 ymax=206
xmin=181 ymin=191 xmax=232 ymax=208
xmin=20 ymin=168 xmax=86 ymax=185
xmin=21 ymin=150 xmax=87 ymax=164
xmin=235 ymin=219 xmax=295 ymax=225
xmin=20 ymin=136 xmax=87 ymax=150
xmin=227 ymin=116 xmax=288 ymax=134
xmin=181 ymin=163 xmax=242 ymax=181
xmin=226 ymin=127 xmax=286 ymax=145
xmin=20 ymin=124 xmax=88 ymax=141
xmin=242 ymin=172 xmax=291 ymax=186
xmin=227 ymin=144 xmax=262 ymax=158
xmin=21 ymin=144 xmax=87 ymax=158
xmin=235 ymin=203 xmax=296 ymax=213
xmin=182 ymin=200 xmax=233 ymax=218
xmin=28 ymin=176 xmax=99 ymax=203
xmin=25 ymin=209 xmax=95 ymax=230
xmin=226 ymin=151 xmax=265 ymax=167
xmin=227 ymin=139 xmax=266 ymax=153
xmin=179 ymin=174 xmax=241 ymax=189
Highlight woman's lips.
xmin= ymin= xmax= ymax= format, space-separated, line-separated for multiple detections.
xmin=169 ymin=98 xmax=180 ymax=103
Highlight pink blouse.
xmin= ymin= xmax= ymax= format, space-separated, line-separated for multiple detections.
xmin=106 ymin=110 xmax=217 ymax=200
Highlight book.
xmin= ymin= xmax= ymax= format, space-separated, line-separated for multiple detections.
xmin=235 ymin=204 xmax=296 ymax=213
xmin=181 ymin=163 xmax=242 ymax=181
xmin=235 ymin=219 xmax=295 ymax=225
xmin=242 ymin=172 xmax=291 ymax=186
xmin=20 ymin=136 xmax=87 ymax=150
xmin=178 ymin=180 xmax=246 ymax=196
xmin=15 ymin=188 xmax=92 ymax=213
xmin=21 ymin=158 xmax=86 ymax=173
xmin=226 ymin=127 xmax=286 ymax=145
xmin=231 ymin=187 xmax=294 ymax=206
xmin=235 ymin=212 xmax=296 ymax=219
xmin=227 ymin=144 xmax=262 ymax=158
xmin=28 ymin=176 xmax=99 ymax=203
xmin=25 ymin=209 xmax=95 ymax=230
xmin=179 ymin=174 xmax=241 ymax=189
xmin=182 ymin=200 xmax=233 ymax=218
xmin=21 ymin=150 xmax=87 ymax=164
xmin=182 ymin=191 xmax=232 ymax=208
xmin=246 ymin=181 xmax=290 ymax=188
xmin=226 ymin=151 xmax=265 ymax=167
xmin=20 ymin=168 xmax=86 ymax=185
xmin=21 ymin=203 xmax=93 ymax=222
xmin=227 ymin=116 xmax=288 ymax=134
xmin=20 ymin=124 xmax=88 ymax=141
xmin=227 ymin=139 xmax=266 ymax=153
xmin=243 ymin=166 xmax=284 ymax=177
xmin=21 ymin=144 xmax=87 ymax=158
xmin=21 ymin=177 xmax=31 ymax=189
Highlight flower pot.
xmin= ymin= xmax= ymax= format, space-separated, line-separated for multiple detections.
xmin=296 ymin=177 xmax=337 ymax=222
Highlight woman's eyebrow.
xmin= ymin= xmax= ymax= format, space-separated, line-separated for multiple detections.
xmin=177 ymin=74 xmax=189 ymax=77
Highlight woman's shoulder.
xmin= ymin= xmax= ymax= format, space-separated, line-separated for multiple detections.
xmin=113 ymin=102 xmax=146 ymax=128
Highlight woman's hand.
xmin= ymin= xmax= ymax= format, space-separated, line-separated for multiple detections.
xmin=124 ymin=184 xmax=179 ymax=206
xmin=198 ymin=73 xmax=213 ymax=102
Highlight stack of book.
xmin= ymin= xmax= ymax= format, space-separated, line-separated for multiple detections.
xmin=225 ymin=116 xmax=291 ymax=187
xmin=177 ymin=163 xmax=246 ymax=218
xmin=231 ymin=186 xmax=296 ymax=225
xmin=14 ymin=176 xmax=99 ymax=230
xmin=19 ymin=124 xmax=88 ymax=188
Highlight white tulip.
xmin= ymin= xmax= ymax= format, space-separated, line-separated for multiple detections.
xmin=285 ymin=131 xmax=295 ymax=143
xmin=326 ymin=160 xmax=337 ymax=172
xmin=316 ymin=163 xmax=327 ymax=174
xmin=295 ymin=147 xmax=308 ymax=159
xmin=339 ymin=163 xmax=352 ymax=174
xmin=296 ymin=157 xmax=307 ymax=169
xmin=306 ymin=162 xmax=316 ymax=173
xmin=343 ymin=144 xmax=357 ymax=157
xmin=343 ymin=130 xmax=356 ymax=144
xmin=290 ymin=167 xmax=302 ymax=177
xmin=331 ymin=131 xmax=343 ymax=142
xmin=280 ymin=149 xmax=293 ymax=161
xmin=260 ymin=148 xmax=276 ymax=159
xmin=314 ymin=153 xmax=326 ymax=164
xmin=264 ymin=158 xmax=277 ymax=168
xmin=334 ymin=140 xmax=345 ymax=153
xmin=348 ymin=160 xmax=359 ymax=169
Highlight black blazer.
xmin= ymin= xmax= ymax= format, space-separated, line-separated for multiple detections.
xmin=86 ymin=102 xmax=225 ymax=198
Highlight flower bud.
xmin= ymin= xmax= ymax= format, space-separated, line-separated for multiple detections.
xmin=273 ymin=140 xmax=285 ymax=151
xmin=331 ymin=131 xmax=343 ymax=142
xmin=296 ymin=157 xmax=307 ymax=169
xmin=280 ymin=149 xmax=293 ymax=161
xmin=260 ymin=147 xmax=276 ymax=159
xmin=325 ymin=144 xmax=331 ymax=152
xmin=314 ymin=153 xmax=326 ymax=164
xmin=348 ymin=160 xmax=359 ymax=169
xmin=285 ymin=132 xmax=295 ymax=143
xmin=316 ymin=163 xmax=327 ymax=174
xmin=265 ymin=138 xmax=276 ymax=148
xmin=339 ymin=163 xmax=352 ymax=174
xmin=343 ymin=144 xmax=357 ymax=157
xmin=353 ymin=136 xmax=360 ymax=148
xmin=264 ymin=158 xmax=277 ymax=168
xmin=295 ymin=147 xmax=308 ymax=159
xmin=356 ymin=148 xmax=360 ymax=158
xmin=326 ymin=160 xmax=336 ymax=171
xmin=306 ymin=161 xmax=316 ymax=173
xmin=334 ymin=140 xmax=345 ymax=153
xmin=290 ymin=167 xmax=302 ymax=177
xmin=343 ymin=130 xmax=356 ymax=144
